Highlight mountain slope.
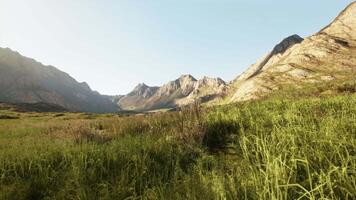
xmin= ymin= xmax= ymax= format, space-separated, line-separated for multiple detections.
xmin=0 ymin=47 xmax=118 ymax=113
xmin=230 ymin=2 xmax=356 ymax=101
xmin=232 ymin=34 xmax=304 ymax=83
xmin=118 ymin=75 xmax=227 ymax=111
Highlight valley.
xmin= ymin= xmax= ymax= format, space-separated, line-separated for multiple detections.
xmin=0 ymin=1 xmax=355 ymax=200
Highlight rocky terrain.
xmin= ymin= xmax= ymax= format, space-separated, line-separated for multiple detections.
xmin=117 ymin=75 xmax=227 ymax=111
xmin=0 ymin=47 xmax=117 ymax=113
xmin=229 ymin=2 xmax=356 ymax=101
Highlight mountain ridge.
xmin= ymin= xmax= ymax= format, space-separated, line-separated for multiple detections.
xmin=117 ymin=74 xmax=227 ymax=111
xmin=229 ymin=2 xmax=356 ymax=102
xmin=0 ymin=47 xmax=118 ymax=113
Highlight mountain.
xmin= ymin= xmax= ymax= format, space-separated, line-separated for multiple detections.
xmin=232 ymin=34 xmax=304 ymax=83
xmin=229 ymin=2 xmax=356 ymax=101
xmin=0 ymin=47 xmax=118 ymax=113
xmin=177 ymin=76 xmax=228 ymax=105
xmin=117 ymin=83 xmax=159 ymax=110
xmin=117 ymin=75 xmax=227 ymax=111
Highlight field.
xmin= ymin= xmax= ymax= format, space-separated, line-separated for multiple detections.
xmin=0 ymin=82 xmax=355 ymax=200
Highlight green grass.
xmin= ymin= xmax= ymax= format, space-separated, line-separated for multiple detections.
xmin=0 ymin=85 xmax=355 ymax=199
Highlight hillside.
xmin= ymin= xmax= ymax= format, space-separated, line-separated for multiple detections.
xmin=229 ymin=2 xmax=356 ymax=101
xmin=0 ymin=47 xmax=118 ymax=113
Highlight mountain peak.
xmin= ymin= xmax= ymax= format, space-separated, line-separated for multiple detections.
xmin=134 ymin=83 xmax=148 ymax=89
xmin=272 ymin=34 xmax=304 ymax=55
xmin=132 ymin=83 xmax=150 ymax=93
xmin=129 ymin=83 xmax=158 ymax=98
xmin=320 ymin=2 xmax=356 ymax=40
xmin=178 ymin=74 xmax=197 ymax=81
xmin=80 ymin=82 xmax=91 ymax=91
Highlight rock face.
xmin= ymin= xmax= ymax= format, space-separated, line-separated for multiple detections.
xmin=117 ymin=75 xmax=227 ymax=111
xmin=0 ymin=47 xmax=118 ymax=113
xmin=177 ymin=77 xmax=228 ymax=105
xmin=230 ymin=2 xmax=356 ymax=101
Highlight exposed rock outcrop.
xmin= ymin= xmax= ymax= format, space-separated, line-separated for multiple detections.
xmin=177 ymin=77 xmax=228 ymax=105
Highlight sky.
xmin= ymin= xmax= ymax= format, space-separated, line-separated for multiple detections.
xmin=0 ymin=0 xmax=354 ymax=95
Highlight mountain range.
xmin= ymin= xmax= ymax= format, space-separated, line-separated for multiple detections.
xmin=0 ymin=2 xmax=355 ymax=113
xmin=114 ymin=75 xmax=227 ymax=111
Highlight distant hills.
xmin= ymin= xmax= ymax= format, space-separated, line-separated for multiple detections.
xmin=0 ymin=47 xmax=117 ymax=113
xmin=0 ymin=2 xmax=355 ymax=113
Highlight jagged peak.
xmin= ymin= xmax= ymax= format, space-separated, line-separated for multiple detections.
xmin=178 ymin=74 xmax=197 ymax=81
xmin=131 ymin=83 xmax=148 ymax=93
xmin=129 ymin=83 xmax=158 ymax=98
xmin=134 ymin=83 xmax=148 ymax=89
xmin=80 ymin=82 xmax=91 ymax=91
xmin=271 ymin=34 xmax=304 ymax=55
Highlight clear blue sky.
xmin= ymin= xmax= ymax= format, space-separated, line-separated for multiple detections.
xmin=0 ymin=0 xmax=353 ymax=94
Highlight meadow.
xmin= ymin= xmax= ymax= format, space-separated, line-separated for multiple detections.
xmin=0 ymin=82 xmax=355 ymax=200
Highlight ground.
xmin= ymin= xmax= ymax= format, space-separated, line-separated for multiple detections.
xmin=0 ymin=80 xmax=355 ymax=200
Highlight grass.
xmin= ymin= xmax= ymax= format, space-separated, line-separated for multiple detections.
xmin=0 ymin=82 xmax=355 ymax=199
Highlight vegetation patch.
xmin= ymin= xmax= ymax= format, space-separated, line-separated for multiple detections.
xmin=0 ymin=84 xmax=355 ymax=199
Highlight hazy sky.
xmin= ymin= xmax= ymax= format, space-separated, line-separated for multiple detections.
xmin=0 ymin=0 xmax=353 ymax=94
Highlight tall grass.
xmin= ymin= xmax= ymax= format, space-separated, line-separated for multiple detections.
xmin=0 ymin=92 xmax=355 ymax=199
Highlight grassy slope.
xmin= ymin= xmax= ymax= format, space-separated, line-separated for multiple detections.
xmin=0 ymin=81 xmax=355 ymax=200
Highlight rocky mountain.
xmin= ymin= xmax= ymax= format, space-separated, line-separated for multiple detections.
xmin=0 ymin=47 xmax=118 ymax=113
xmin=229 ymin=2 xmax=356 ymax=101
xmin=117 ymin=75 xmax=227 ymax=111
xmin=232 ymin=34 xmax=304 ymax=83
xmin=117 ymin=83 xmax=159 ymax=110
xmin=177 ymin=76 xmax=228 ymax=105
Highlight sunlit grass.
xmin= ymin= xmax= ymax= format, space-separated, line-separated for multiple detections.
xmin=0 ymin=82 xmax=355 ymax=199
